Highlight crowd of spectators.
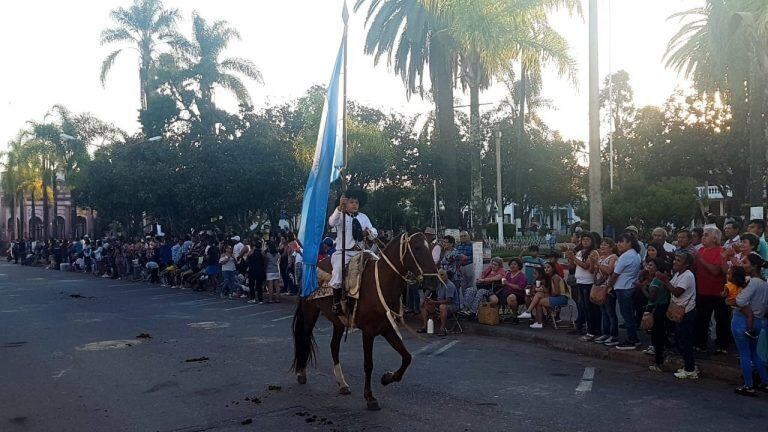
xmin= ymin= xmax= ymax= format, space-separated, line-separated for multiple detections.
xmin=6 ymin=228 xmax=308 ymax=304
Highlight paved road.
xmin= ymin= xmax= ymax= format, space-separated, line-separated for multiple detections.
xmin=1 ymin=261 xmax=766 ymax=432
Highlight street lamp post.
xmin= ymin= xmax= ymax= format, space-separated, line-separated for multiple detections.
xmin=588 ymin=0 xmax=603 ymax=235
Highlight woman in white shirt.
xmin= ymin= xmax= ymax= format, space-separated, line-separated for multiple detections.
xmin=655 ymin=251 xmax=698 ymax=379
xmin=566 ymin=232 xmax=601 ymax=341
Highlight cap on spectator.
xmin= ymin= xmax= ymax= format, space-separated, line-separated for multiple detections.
xmin=424 ymin=227 xmax=437 ymax=235
xmin=624 ymin=225 xmax=639 ymax=234
xmin=231 ymin=236 xmax=241 ymax=241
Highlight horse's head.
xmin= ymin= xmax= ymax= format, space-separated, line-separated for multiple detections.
xmin=399 ymin=232 xmax=440 ymax=290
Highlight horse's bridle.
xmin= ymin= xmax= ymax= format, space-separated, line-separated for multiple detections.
xmin=377 ymin=233 xmax=439 ymax=284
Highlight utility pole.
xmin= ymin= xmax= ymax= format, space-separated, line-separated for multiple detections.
xmin=589 ymin=0 xmax=603 ymax=235
xmin=495 ymin=130 xmax=505 ymax=246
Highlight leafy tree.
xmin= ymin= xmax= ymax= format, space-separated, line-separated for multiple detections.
xmin=603 ymin=177 xmax=698 ymax=230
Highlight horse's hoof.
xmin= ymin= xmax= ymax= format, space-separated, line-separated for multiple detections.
xmin=380 ymin=372 xmax=394 ymax=386
xmin=297 ymin=374 xmax=307 ymax=385
xmin=366 ymin=400 xmax=381 ymax=411
xmin=338 ymin=386 xmax=351 ymax=395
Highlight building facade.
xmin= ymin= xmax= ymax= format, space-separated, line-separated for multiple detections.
xmin=0 ymin=186 xmax=96 ymax=242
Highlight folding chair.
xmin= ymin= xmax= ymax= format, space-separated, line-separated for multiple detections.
xmin=446 ymin=308 xmax=464 ymax=334
xmin=549 ymin=300 xmax=577 ymax=329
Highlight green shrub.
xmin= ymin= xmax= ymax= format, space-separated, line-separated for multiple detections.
xmin=485 ymin=223 xmax=517 ymax=239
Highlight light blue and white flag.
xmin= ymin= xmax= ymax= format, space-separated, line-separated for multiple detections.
xmin=298 ymin=35 xmax=345 ymax=298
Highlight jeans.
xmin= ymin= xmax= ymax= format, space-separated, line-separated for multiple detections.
xmin=677 ymin=309 xmax=697 ymax=372
xmin=694 ymin=295 xmax=731 ymax=350
xmin=222 ymin=270 xmax=235 ymax=296
xmin=407 ymin=283 xmax=421 ymax=313
xmin=616 ymin=288 xmax=638 ymax=343
xmin=731 ymin=312 xmax=768 ymax=387
xmin=575 ymin=284 xmax=602 ymax=335
xmin=601 ymin=292 xmax=619 ymax=338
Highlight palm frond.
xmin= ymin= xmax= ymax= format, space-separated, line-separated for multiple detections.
xmin=220 ymin=58 xmax=264 ymax=84
xmin=100 ymin=49 xmax=124 ymax=87
xmin=100 ymin=27 xmax=136 ymax=45
xmin=218 ymin=73 xmax=252 ymax=106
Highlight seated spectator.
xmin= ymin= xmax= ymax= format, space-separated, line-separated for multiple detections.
xmin=520 ymin=245 xmax=545 ymax=286
xmin=489 ymin=258 xmax=527 ymax=313
xmin=461 ymin=257 xmax=506 ymax=316
xmin=418 ymin=269 xmax=460 ymax=336
xmin=518 ymin=263 xmax=569 ymax=328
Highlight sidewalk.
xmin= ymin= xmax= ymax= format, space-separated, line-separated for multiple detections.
xmin=452 ymin=318 xmax=744 ymax=384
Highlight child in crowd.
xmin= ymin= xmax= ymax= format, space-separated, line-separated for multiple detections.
xmin=722 ymin=266 xmax=757 ymax=339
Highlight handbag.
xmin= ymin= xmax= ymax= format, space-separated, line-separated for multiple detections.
xmin=589 ymin=284 xmax=608 ymax=306
xmin=640 ymin=311 xmax=654 ymax=331
xmin=666 ymin=300 xmax=687 ymax=323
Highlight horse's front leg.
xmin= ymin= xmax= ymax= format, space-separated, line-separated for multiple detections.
xmin=330 ymin=322 xmax=351 ymax=395
xmin=362 ymin=331 xmax=380 ymax=410
xmin=379 ymin=328 xmax=412 ymax=386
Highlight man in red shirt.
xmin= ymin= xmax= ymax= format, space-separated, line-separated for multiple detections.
xmin=693 ymin=226 xmax=730 ymax=353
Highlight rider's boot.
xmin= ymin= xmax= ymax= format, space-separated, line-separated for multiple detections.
xmin=332 ymin=287 xmax=344 ymax=315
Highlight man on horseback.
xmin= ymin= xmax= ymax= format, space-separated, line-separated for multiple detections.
xmin=328 ymin=190 xmax=377 ymax=314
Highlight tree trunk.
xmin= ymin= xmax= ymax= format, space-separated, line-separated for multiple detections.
xmin=30 ymin=188 xmax=36 ymax=241
xmin=53 ymin=174 xmax=59 ymax=238
xmin=515 ymin=64 xmax=527 ymax=207
xmin=747 ymin=62 xmax=766 ymax=207
xmin=42 ymin=160 xmax=49 ymax=240
xmin=468 ymin=57 xmax=484 ymax=240
xmin=9 ymin=194 xmax=16 ymax=241
xmin=18 ymin=191 xmax=25 ymax=240
xmin=430 ymin=37 xmax=459 ymax=228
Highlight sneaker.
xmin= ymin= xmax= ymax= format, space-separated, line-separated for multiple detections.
xmin=580 ymin=334 xmax=595 ymax=342
xmin=594 ymin=335 xmax=609 ymax=343
xmin=643 ymin=345 xmax=655 ymax=355
xmin=529 ymin=322 xmax=543 ymax=329
xmin=603 ymin=337 xmax=620 ymax=346
xmin=648 ymin=364 xmax=664 ymax=372
xmin=734 ymin=386 xmax=758 ymax=397
xmin=674 ymin=369 xmax=699 ymax=380
xmin=616 ymin=341 xmax=639 ymax=350
xmin=247 ymin=299 xmax=257 ymax=304
xmin=746 ymin=330 xmax=759 ymax=340
xmin=258 ymin=301 xmax=264 ymax=305
xmin=714 ymin=348 xmax=727 ymax=355
xmin=518 ymin=311 xmax=532 ymax=319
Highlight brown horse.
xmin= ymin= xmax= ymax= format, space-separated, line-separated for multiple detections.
xmin=291 ymin=232 xmax=439 ymax=410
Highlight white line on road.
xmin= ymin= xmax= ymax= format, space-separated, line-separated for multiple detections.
xmin=223 ymin=304 xmax=257 ymax=311
xmin=108 ymin=283 xmax=136 ymax=287
xmin=575 ymin=367 xmax=595 ymax=395
xmin=111 ymin=287 xmax=166 ymax=293
xmin=430 ymin=340 xmax=459 ymax=356
xmin=151 ymin=293 xmax=187 ymax=298
xmin=179 ymin=298 xmax=219 ymax=304
xmin=413 ymin=341 xmax=443 ymax=356
xmin=270 ymin=315 xmax=294 ymax=322
xmin=240 ymin=310 xmax=280 ymax=318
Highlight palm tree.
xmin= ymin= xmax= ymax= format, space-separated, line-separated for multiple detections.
xmin=354 ymin=0 xmax=462 ymax=227
xmin=100 ymin=0 xmax=181 ymax=111
xmin=665 ymin=0 xmax=767 ymax=207
xmin=1 ymin=140 xmax=23 ymax=240
xmin=429 ymin=0 xmax=578 ymax=236
xmin=177 ymin=12 xmax=264 ymax=133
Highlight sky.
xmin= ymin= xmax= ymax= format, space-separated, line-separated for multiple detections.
xmin=0 ymin=0 xmax=704 ymax=150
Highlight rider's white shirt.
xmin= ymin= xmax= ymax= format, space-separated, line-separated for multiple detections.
xmin=328 ymin=209 xmax=377 ymax=250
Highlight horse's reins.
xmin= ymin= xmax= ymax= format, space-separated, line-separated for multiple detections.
xmin=372 ymin=233 xmax=441 ymax=340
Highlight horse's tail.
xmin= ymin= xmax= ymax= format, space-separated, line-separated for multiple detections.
xmin=291 ymin=298 xmax=316 ymax=372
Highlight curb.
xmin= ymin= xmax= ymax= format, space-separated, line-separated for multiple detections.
xmin=458 ymin=320 xmax=743 ymax=384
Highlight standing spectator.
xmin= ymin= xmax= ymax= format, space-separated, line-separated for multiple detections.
xmin=205 ymin=238 xmax=221 ymax=291
xmin=723 ymin=220 xmax=742 ymax=251
xmin=456 ymin=231 xmax=475 ymax=298
xmin=651 ymin=227 xmax=676 ymax=253
xmin=595 ymin=238 xmax=619 ymax=346
xmin=219 ymin=245 xmax=237 ymax=298
xmin=171 ymin=238 xmax=183 ymax=266
xmin=659 ymin=251 xmax=699 ymax=379
xmin=691 ymin=227 xmax=704 ymax=253
xmin=747 ymin=219 xmax=768 ymax=277
xmin=644 ymin=258 xmax=672 ymax=372
xmin=424 ymin=227 xmax=442 ymax=264
xmin=246 ymin=239 xmax=266 ymax=304
xmin=566 ymin=232 xmax=601 ymax=341
xmin=730 ymin=253 xmax=768 ymax=396
xmin=676 ymin=230 xmax=695 ymax=254
xmin=520 ymin=245 xmax=545 ymax=287
xmin=264 ymin=240 xmax=281 ymax=303
xmin=607 ymin=233 xmax=643 ymax=350
xmin=694 ymin=226 xmax=730 ymax=354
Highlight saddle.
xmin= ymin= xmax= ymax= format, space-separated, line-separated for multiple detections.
xmin=315 ymin=251 xmax=377 ymax=300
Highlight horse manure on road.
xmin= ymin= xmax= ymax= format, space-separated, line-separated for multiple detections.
xmin=136 ymin=333 xmax=152 ymax=339
xmin=184 ymin=356 xmax=209 ymax=363
xmin=267 ymin=384 xmax=281 ymax=392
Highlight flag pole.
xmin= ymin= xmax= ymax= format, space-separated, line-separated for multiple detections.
xmin=340 ymin=2 xmax=349 ymax=311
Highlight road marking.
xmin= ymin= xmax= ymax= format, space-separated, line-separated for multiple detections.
xmin=413 ymin=341 xmax=443 ymax=356
xmin=270 ymin=315 xmax=294 ymax=322
xmin=575 ymin=367 xmax=595 ymax=395
xmin=179 ymin=298 xmax=219 ymax=305
xmin=151 ymin=293 xmax=187 ymax=298
xmin=188 ymin=321 xmax=230 ymax=329
xmin=52 ymin=367 xmax=72 ymax=379
xmin=223 ymin=304 xmax=257 ymax=311
xmin=111 ymin=287 xmax=166 ymax=293
xmin=430 ymin=340 xmax=459 ymax=356
xmin=240 ymin=310 xmax=280 ymax=318
xmin=108 ymin=283 xmax=136 ymax=287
